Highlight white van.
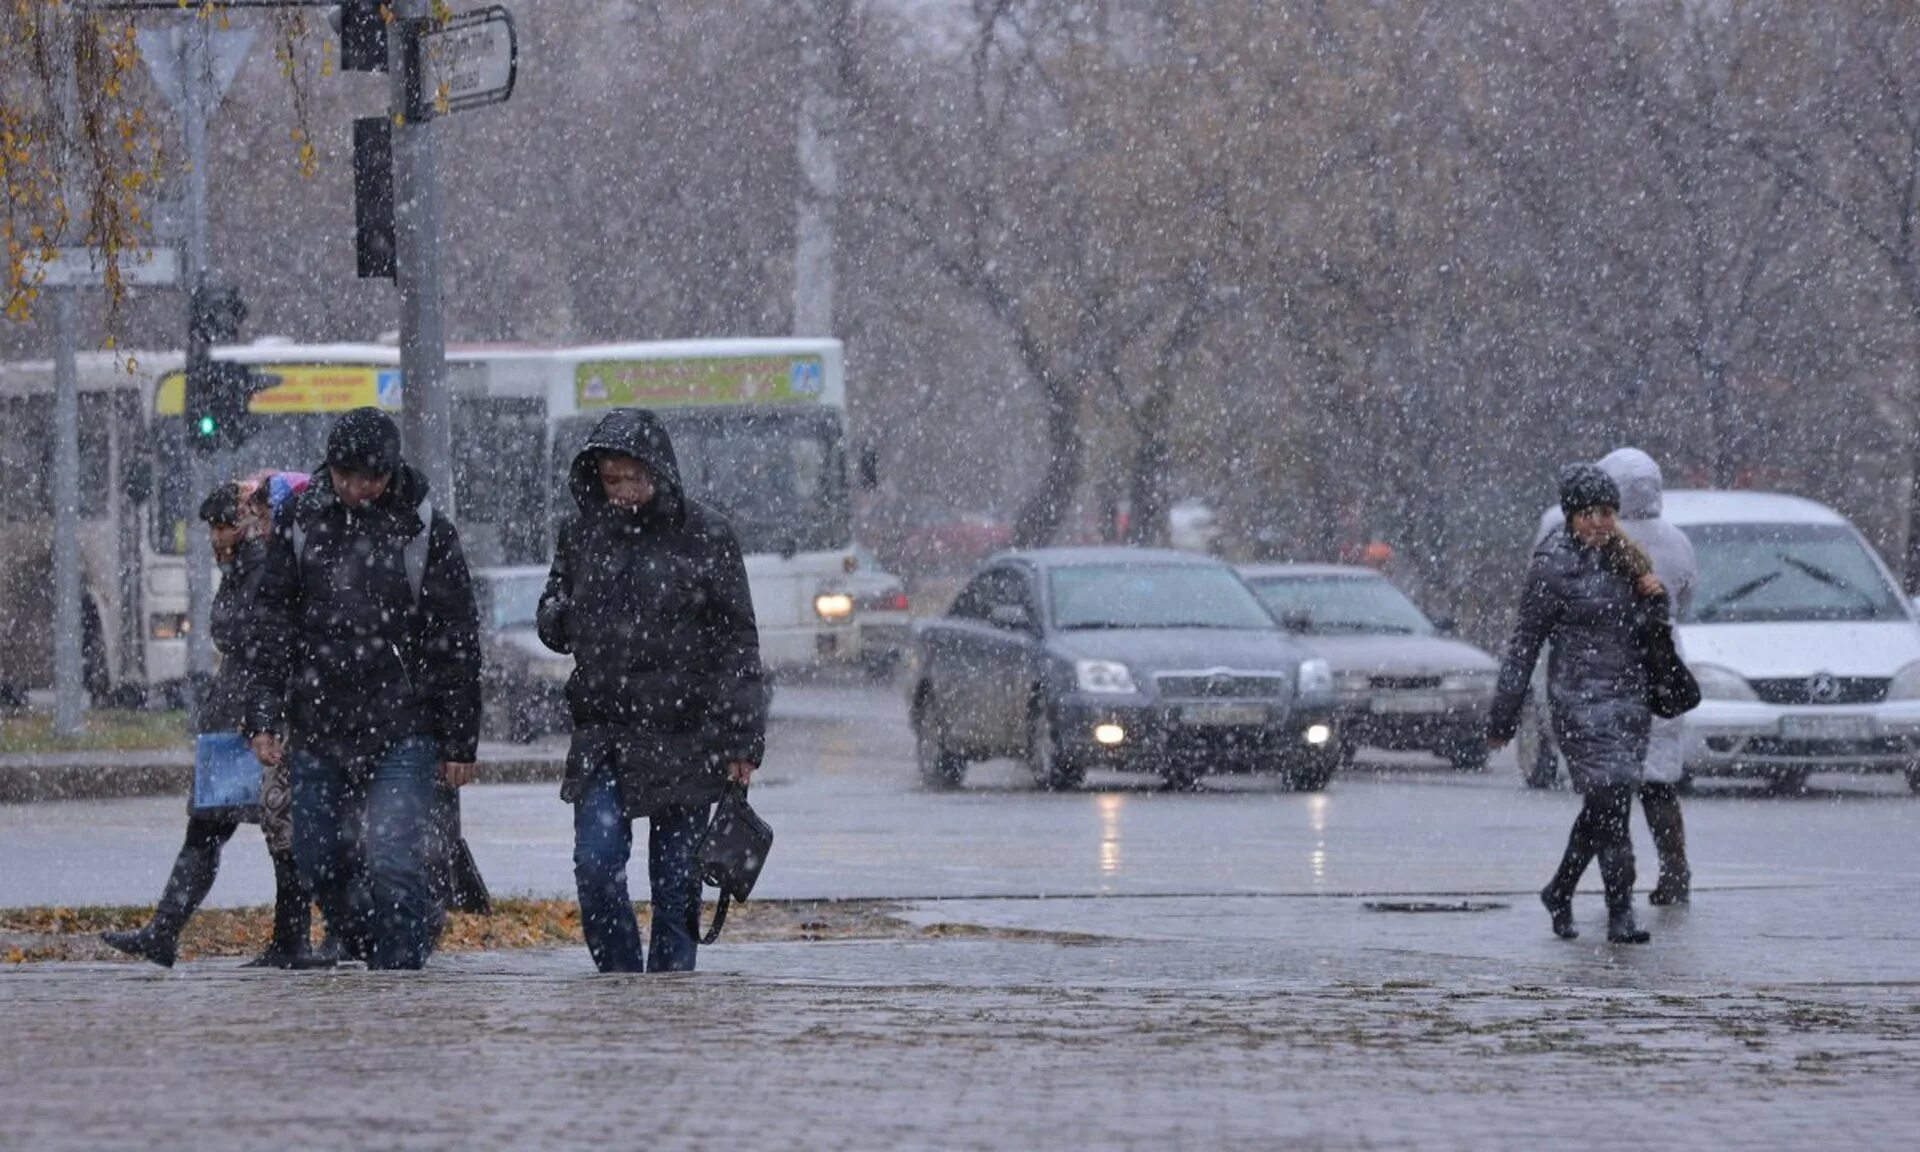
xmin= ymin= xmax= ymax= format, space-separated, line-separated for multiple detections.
xmin=1668 ymin=490 xmax=1920 ymax=792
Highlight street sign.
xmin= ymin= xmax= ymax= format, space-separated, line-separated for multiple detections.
xmin=136 ymin=27 xmax=254 ymax=116
xmin=26 ymin=247 xmax=180 ymax=289
xmin=419 ymin=6 xmax=517 ymax=118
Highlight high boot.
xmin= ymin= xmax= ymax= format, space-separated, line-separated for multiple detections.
xmin=1595 ymin=816 xmax=1650 ymax=944
xmin=1541 ymin=805 xmax=1598 ymax=940
xmin=243 ymin=850 xmax=315 ymax=968
xmin=102 ymin=836 xmax=221 ymax=968
xmin=1642 ymin=783 xmax=1691 ymax=905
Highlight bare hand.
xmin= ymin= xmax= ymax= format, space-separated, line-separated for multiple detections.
xmin=726 ymin=760 xmax=756 ymax=786
xmin=1637 ymin=574 xmax=1666 ymax=599
xmin=1486 ymin=737 xmax=1507 ymax=751
xmin=250 ymin=732 xmax=284 ymax=767
xmin=440 ymin=761 xmax=478 ymax=788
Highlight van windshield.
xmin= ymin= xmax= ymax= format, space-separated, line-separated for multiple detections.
xmin=1682 ymin=523 xmax=1908 ymax=624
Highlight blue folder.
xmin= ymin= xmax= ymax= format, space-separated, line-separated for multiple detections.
xmin=191 ymin=733 xmax=261 ymax=813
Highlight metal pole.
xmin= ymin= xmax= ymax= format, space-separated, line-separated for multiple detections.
xmin=51 ymin=32 xmax=85 ymax=737
xmin=182 ymin=20 xmax=216 ymax=700
xmin=792 ymin=3 xmax=838 ymax=338
xmin=392 ymin=1 xmax=451 ymax=499
xmin=52 ymin=288 xmax=85 ymax=736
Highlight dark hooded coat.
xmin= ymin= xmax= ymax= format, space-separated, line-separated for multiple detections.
xmin=537 ymin=408 xmax=767 ymax=818
xmin=243 ymin=464 xmax=482 ymax=766
xmin=199 ymin=536 xmax=271 ymax=737
xmin=1488 ymin=528 xmax=1654 ymax=789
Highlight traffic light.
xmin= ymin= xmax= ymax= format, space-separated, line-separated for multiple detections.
xmin=353 ymin=116 xmax=396 ymax=279
xmin=185 ymin=361 xmax=271 ymax=453
xmin=189 ymin=283 xmax=246 ymax=347
xmin=338 ymin=1 xmax=388 ymax=72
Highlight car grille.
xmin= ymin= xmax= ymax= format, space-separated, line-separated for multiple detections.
xmin=1737 ymin=736 xmax=1915 ymax=758
xmin=1747 ymin=678 xmax=1889 ymax=705
xmin=1371 ymin=675 xmax=1442 ymax=691
xmin=1157 ymin=673 xmax=1289 ymax=700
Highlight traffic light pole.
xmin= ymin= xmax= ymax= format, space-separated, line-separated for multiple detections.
xmin=391 ymin=0 xmax=452 ymax=501
xmin=181 ymin=18 xmax=219 ymax=706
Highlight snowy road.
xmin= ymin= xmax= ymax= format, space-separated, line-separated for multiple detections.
xmin=5 ymin=683 xmax=1920 ymax=1148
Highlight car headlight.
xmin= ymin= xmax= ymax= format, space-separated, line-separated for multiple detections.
xmin=1441 ymin=670 xmax=1496 ymax=695
xmin=1886 ymin=661 xmax=1920 ymax=700
xmin=1691 ymin=663 xmax=1757 ymax=701
xmin=1298 ymin=658 xmax=1333 ymax=702
xmin=814 ymin=592 xmax=855 ymax=621
xmin=1075 ymin=659 xmax=1137 ymax=694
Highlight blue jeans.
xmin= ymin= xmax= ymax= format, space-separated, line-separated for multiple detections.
xmin=572 ymin=770 xmax=707 ymax=973
xmin=292 ymin=735 xmax=444 ymax=971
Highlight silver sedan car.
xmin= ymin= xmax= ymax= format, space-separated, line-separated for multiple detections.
xmin=1239 ymin=564 xmax=1499 ymax=770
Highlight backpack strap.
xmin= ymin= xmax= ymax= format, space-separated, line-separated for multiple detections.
xmin=287 ymin=498 xmax=431 ymax=608
xmin=404 ymin=498 xmax=433 ymax=607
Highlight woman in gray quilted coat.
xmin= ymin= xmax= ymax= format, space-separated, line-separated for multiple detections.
xmin=1489 ymin=465 xmax=1667 ymax=944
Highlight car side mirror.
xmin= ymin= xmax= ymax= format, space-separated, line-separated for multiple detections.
xmin=1432 ymin=615 xmax=1457 ymax=636
xmin=989 ymin=603 xmax=1034 ymax=633
xmin=1280 ymin=610 xmax=1312 ymax=633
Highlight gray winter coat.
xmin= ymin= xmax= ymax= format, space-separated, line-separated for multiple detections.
xmin=1489 ymin=529 xmax=1654 ymax=789
xmin=1536 ymin=448 xmax=1697 ymax=783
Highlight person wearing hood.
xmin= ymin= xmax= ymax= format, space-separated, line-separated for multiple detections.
xmin=537 ymin=408 xmax=767 ymax=974
xmin=1534 ymin=449 xmax=1699 ymax=903
xmin=103 ymin=480 xmax=317 ymax=968
xmin=1490 ymin=465 xmax=1667 ymax=944
xmin=242 ymin=408 xmax=482 ymax=971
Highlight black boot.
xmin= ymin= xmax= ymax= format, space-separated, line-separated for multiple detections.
xmin=1642 ymin=783 xmax=1691 ymax=905
xmin=1607 ymin=905 xmax=1652 ymax=944
xmin=1540 ymin=888 xmax=1578 ymax=939
xmin=243 ymin=850 xmax=314 ymax=968
xmin=102 ymin=832 xmax=222 ymax=968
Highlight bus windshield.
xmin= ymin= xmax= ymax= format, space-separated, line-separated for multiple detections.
xmin=553 ymin=407 xmax=849 ymax=555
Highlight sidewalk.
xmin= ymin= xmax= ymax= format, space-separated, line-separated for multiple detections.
xmin=0 ymin=741 xmax=567 ymax=804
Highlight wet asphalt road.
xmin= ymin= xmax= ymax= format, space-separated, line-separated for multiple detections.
xmin=6 ymin=682 xmax=1920 ymax=1148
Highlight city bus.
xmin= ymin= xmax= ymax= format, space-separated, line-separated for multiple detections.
xmin=0 ymin=336 xmax=859 ymax=698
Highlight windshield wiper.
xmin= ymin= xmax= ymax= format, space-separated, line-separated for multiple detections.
xmin=1695 ymin=570 xmax=1784 ymax=621
xmin=1778 ymin=553 xmax=1880 ymax=611
xmin=1313 ymin=622 xmax=1417 ymax=634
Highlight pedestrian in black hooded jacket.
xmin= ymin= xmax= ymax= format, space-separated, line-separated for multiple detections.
xmin=538 ymin=407 xmax=767 ymax=973
xmin=242 ymin=408 xmax=482 ymax=970
xmin=1489 ymin=464 xmax=1666 ymax=945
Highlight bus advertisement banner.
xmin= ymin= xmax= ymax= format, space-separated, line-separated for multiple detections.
xmin=575 ymin=355 xmax=827 ymax=410
xmin=154 ymin=365 xmax=403 ymax=415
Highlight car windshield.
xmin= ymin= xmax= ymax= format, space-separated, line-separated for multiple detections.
xmin=1050 ymin=564 xmax=1276 ymax=631
xmin=1248 ymin=575 xmax=1435 ymax=635
xmin=1683 ymin=522 xmax=1908 ymax=624
xmin=485 ymin=574 xmax=546 ymax=631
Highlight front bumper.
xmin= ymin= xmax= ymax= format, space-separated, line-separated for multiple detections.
xmin=1052 ymin=694 xmax=1339 ymax=772
xmin=1683 ymin=698 xmax=1920 ymax=777
xmin=1336 ymin=696 xmax=1491 ymax=752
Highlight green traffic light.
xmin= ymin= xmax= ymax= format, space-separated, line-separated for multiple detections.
xmin=197 ymin=415 xmax=217 ymax=438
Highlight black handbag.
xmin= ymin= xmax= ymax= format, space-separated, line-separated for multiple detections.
xmin=1640 ymin=610 xmax=1701 ymax=720
xmin=688 ymin=783 xmax=773 ymax=944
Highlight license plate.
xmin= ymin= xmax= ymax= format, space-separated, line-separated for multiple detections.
xmin=1182 ymin=704 xmax=1267 ymax=727
xmin=1371 ymin=694 xmax=1444 ymax=714
xmin=1779 ymin=715 xmax=1874 ymax=741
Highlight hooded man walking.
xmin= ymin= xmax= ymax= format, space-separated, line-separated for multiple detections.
xmin=537 ymin=408 xmax=767 ymax=974
xmin=243 ymin=408 xmax=482 ymax=971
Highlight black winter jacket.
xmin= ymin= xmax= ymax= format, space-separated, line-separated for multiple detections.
xmin=243 ymin=464 xmax=482 ymax=765
xmin=538 ymin=408 xmax=767 ymax=815
xmin=198 ymin=537 xmax=271 ymax=736
xmin=1488 ymin=529 xmax=1653 ymax=789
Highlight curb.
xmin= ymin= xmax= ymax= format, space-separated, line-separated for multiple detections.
xmin=0 ymin=750 xmax=567 ymax=805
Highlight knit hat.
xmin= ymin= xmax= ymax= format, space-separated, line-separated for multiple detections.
xmin=325 ymin=407 xmax=402 ymax=476
xmin=1558 ymin=463 xmax=1620 ymax=518
xmin=197 ymin=482 xmax=242 ymax=527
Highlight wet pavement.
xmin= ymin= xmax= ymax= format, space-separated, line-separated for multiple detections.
xmin=6 ymin=683 xmax=1920 ymax=1148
